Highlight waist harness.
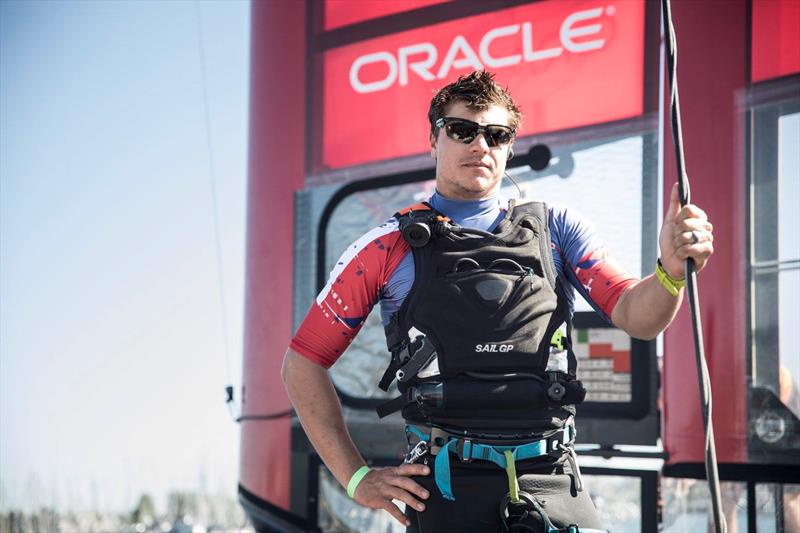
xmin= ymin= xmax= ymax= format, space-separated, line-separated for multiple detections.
xmin=377 ymin=200 xmax=586 ymax=431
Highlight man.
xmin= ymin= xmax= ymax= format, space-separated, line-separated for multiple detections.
xmin=282 ymin=71 xmax=714 ymax=531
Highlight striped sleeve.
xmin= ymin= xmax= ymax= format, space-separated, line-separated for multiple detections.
xmin=550 ymin=206 xmax=639 ymax=323
xmin=290 ymin=219 xmax=410 ymax=368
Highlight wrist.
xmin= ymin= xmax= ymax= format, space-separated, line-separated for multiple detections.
xmin=655 ymin=259 xmax=685 ymax=296
xmin=658 ymin=258 xmax=684 ymax=280
xmin=346 ymin=465 xmax=370 ymax=498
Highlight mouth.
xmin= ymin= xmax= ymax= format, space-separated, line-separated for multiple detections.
xmin=462 ymin=161 xmax=492 ymax=170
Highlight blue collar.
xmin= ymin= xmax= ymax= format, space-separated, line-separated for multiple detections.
xmin=428 ymin=191 xmax=505 ymax=232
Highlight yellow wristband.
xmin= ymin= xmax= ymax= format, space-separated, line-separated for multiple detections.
xmin=655 ymin=259 xmax=685 ymax=296
xmin=347 ymin=466 xmax=370 ymax=498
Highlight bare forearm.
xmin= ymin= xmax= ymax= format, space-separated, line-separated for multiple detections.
xmin=281 ymin=348 xmax=364 ymax=488
xmin=611 ymin=273 xmax=683 ymax=340
xmin=618 ymin=180 xmax=714 ymax=341
xmin=282 ymin=348 xmax=430 ymax=526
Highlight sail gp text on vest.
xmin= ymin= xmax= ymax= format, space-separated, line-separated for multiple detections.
xmin=349 ymin=7 xmax=611 ymax=94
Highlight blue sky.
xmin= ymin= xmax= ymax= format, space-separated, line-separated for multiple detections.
xmin=1 ymin=0 xmax=249 ymax=512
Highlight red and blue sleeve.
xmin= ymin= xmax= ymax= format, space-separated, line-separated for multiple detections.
xmin=289 ymin=219 xmax=410 ymax=368
xmin=550 ymin=206 xmax=639 ymax=323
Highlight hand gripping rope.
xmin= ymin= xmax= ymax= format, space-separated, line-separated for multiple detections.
xmin=661 ymin=1 xmax=726 ymax=532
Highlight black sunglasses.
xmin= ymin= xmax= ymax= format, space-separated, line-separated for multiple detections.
xmin=435 ymin=117 xmax=515 ymax=147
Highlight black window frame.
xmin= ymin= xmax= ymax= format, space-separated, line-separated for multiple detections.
xmin=744 ymin=73 xmax=800 ymax=468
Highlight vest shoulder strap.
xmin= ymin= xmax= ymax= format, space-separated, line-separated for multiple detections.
xmin=395 ymin=202 xmax=433 ymax=217
xmin=513 ymin=200 xmax=576 ymax=375
xmin=509 ymin=200 xmax=557 ymax=290
xmin=509 ymin=199 xmax=549 ymax=225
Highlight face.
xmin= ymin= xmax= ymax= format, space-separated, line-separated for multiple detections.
xmin=431 ymin=101 xmax=514 ymax=200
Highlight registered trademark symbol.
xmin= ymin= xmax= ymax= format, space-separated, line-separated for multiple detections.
xmin=606 ymin=5 xmax=616 ymax=16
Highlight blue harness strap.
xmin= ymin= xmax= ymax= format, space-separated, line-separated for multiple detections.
xmin=405 ymin=424 xmax=574 ymax=501
xmin=407 ymin=424 xmax=606 ymax=533
xmin=405 ymin=425 xmax=429 ymax=442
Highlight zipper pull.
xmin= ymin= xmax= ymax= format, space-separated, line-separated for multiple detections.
xmin=527 ymin=267 xmax=536 ymax=291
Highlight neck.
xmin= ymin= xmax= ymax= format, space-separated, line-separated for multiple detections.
xmin=434 ymin=182 xmax=503 ymax=202
xmin=429 ymin=190 xmax=505 ymax=232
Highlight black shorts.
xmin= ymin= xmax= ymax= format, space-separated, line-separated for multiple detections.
xmin=404 ymin=453 xmax=604 ymax=533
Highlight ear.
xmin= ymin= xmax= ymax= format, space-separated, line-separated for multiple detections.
xmin=430 ymin=133 xmax=437 ymax=159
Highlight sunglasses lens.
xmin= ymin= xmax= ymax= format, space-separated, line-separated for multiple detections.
xmin=445 ymin=121 xmax=478 ymax=144
xmin=441 ymin=119 xmax=514 ymax=146
xmin=486 ymin=126 xmax=514 ymax=147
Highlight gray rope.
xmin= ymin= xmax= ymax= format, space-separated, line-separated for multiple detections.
xmin=660 ymin=1 xmax=726 ymax=531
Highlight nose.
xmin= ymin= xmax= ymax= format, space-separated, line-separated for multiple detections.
xmin=470 ymin=133 xmax=491 ymax=154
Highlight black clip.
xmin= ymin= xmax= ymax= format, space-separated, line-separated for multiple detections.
xmin=396 ymin=337 xmax=437 ymax=384
xmin=546 ymin=372 xmax=567 ymax=402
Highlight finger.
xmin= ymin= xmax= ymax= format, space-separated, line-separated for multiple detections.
xmin=665 ymin=182 xmax=681 ymax=223
xmin=395 ymin=463 xmax=431 ymax=478
xmin=674 ymin=230 xmax=713 ymax=248
xmin=382 ymin=485 xmax=426 ymax=512
xmin=674 ymin=242 xmax=714 ymax=262
xmin=676 ymin=252 xmax=712 ymax=272
xmin=675 ymin=204 xmax=708 ymax=224
xmin=391 ymin=474 xmax=431 ymax=500
xmin=675 ymin=218 xmax=713 ymax=234
xmin=382 ymin=501 xmax=411 ymax=527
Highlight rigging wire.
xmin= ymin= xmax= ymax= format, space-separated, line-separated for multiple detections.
xmin=660 ymin=0 xmax=726 ymax=531
xmin=194 ymin=1 xmax=238 ymax=421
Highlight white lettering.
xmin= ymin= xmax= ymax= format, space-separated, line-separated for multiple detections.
xmin=479 ymin=24 xmax=522 ymax=68
xmin=347 ymin=7 xmax=609 ymax=93
xmin=583 ymin=277 xmax=594 ymax=293
xmin=436 ymin=35 xmax=483 ymax=79
xmin=560 ymin=7 xmax=605 ymax=53
xmin=349 ymin=52 xmax=398 ymax=94
xmin=398 ymin=43 xmax=438 ymax=86
xmin=475 ymin=344 xmax=514 ymax=353
xmin=522 ymin=22 xmax=562 ymax=61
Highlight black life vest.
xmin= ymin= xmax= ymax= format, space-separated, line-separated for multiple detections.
xmin=378 ymin=200 xmax=586 ymax=435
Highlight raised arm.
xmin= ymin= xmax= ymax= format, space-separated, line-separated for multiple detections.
xmin=611 ymin=182 xmax=714 ymax=339
xmin=281 ymin=348 xmax=429 ymax=526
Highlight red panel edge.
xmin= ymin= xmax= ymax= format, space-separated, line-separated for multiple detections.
xmin=662 ymin=0 xmax=748 ymax=466
xmin=324 ymin=0 xmax=450 ymax=31
xmin=240 ymin=0 xmax=307 ymax=510
xmin=751 ymin=0 xmax=800 ymax=82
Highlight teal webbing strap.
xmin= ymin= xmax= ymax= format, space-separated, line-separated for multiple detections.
xmin=433 ymin=425 xmax=574 ymax=501
xmin=434 ymin=440 xmax=459 ymax=500
xmin=405 ymin=425 xmax=429 ymax=443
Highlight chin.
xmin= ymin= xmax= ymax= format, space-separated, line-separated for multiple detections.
xmin=464 ymin=175 xmax=500 ymax=189
xmin=460 ymin=183 xmax=499 ymax=198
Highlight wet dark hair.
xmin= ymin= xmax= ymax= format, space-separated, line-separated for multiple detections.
xmin=427 ymin=70 xmax=522 ymax=139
